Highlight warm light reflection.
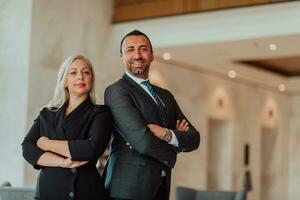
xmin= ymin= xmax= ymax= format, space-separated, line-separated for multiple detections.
xmin=162 ymin=52 xmax=172 ymax=60
xmin=269 ymin=43 xmax=277 ymax=51
xmin=228 ymin=70 xmax=237 ymax=79
xmin=278 ymin=84 xmax=286 ymax=92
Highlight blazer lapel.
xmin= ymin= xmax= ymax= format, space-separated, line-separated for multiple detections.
xmin=122 ymin=74 xmax=159 ymax=108
xmin=122 ymin=74 xmax=169 ymax=126
xmin=54 ymin=104 xmax=67 ymax=139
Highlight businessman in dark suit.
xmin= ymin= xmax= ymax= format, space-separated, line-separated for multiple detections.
xmin=104 ymin=30 xmax=200 ymax=200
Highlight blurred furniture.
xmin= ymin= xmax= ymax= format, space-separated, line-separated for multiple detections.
xmin=176 ymin=186 xmax=247 ymax=200
xmin=0 ymin=187 xmax=35 ymax=200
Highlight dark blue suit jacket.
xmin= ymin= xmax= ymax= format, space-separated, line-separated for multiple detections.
xmin=104 ymin=74 xmax=200 ymax=200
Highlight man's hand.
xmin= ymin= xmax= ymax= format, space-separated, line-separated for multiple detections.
xmin=176 ymin=119 xmax=189 ymax=131
xmin=37 ymin=136 xmax=49 ymax=151
xmin=147 ymin=124 xmax=164 ymax=140
xmin=60 ymin=158 xmax=88 ymax=168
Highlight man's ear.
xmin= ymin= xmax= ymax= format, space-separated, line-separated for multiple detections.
xmin=150 ymin=53 xmax=154 ymax=62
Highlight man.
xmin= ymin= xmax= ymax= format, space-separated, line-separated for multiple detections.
xmin=104 ymin=30 xmax=200 ymax=200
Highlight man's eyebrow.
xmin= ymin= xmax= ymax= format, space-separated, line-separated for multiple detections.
xmin=139 ymin=45 xmax=149 ymax=48
xmin=125 ymin=46 xmax=134 ymax=49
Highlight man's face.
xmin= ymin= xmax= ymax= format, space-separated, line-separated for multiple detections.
xmin=121 ymin=35 xmax=153 ymax=79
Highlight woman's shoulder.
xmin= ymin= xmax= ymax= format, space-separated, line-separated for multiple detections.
xmin=39 ymin=106 xmax=59 ymax=114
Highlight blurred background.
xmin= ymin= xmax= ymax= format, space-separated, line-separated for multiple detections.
xmin=1 ymin=0 xmax=300 ymax=200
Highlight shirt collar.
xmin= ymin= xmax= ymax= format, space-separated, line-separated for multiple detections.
xmin=125 ymin=70 xmax=149 ymax=85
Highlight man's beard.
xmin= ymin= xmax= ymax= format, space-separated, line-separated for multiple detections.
xmin=130 ymin=65 xmax=149 ymax=76
xmin=128 ymin=58 xmax=150 ymax=76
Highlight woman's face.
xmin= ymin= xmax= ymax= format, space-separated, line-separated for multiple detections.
xmin=65 ymin=59 xmax=93 ymax=98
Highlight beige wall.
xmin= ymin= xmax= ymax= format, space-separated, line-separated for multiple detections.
xmin=0 ymin=0 xmax=32 ymax=186
xmin=150 ymin=60 xmax=291 ymax=200
xmin=288 ymin=96 xmax=300 ymax=200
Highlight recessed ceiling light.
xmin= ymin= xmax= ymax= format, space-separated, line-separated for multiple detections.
xmin=228 ymin=70 xmax=237 ymax=78
xmin=162 ymin=52 xmax=172 ymax=60
xmin=269 ymin=43 xmax=277 ymax=51
xmin=278 ymin=83 xmax=286 ymax=92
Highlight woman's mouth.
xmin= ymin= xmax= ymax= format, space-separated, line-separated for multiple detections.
xmin=74 ymin=83 xmax=87 ymax=88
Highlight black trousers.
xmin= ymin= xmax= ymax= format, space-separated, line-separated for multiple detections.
xmin=110 ymin=177 xmax=168 ymax=200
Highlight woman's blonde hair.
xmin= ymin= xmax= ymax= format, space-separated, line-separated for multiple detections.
xmin=46 ymin=55 xmax=96 ymax=110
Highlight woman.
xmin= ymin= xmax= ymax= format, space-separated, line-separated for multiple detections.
xmin=22 ymin=55 xmax=112 ymax=200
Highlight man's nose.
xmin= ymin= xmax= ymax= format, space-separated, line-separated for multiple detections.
xmin=133 ymin=50 xmax=142 ymax=59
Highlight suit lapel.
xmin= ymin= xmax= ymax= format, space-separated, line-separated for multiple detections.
xmin=122 ymin=74 xmax=159 ymax=108
xmin=122 ymin=74 xmax=170 ymax=126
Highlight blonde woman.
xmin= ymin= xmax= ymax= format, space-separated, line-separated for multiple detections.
xmin=22 ymin=55 xmax=112 ymax=200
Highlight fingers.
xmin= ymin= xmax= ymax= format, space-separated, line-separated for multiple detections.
xmin=177 ymin=119 xmax=189 ymax=131
xmin=71 ymin=161 xmax=88 ymax=168
xmin=176 ymin=120 xmax=180 ymax=129
xmin=62 ymin=159 xmax=89 ymax=168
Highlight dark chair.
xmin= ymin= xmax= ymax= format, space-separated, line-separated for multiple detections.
xmin=0 ymin=187 xmax=35 ymax=200
xmin=176 ymin=186 xmax=247 ymax=200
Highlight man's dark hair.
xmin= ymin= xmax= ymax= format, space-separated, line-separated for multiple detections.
xmin=120 ymin=30 xmax=153 ymax=54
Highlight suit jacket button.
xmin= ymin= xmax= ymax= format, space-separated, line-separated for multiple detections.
xmin=71 ymin=168 xmax=76 ymax=173
xmin=129 ymin=145 xmax=133 ymax=149
xmin=69 ymin=192 xmax=74 ymax=198
xmin=126 ymin=142 xmax=130 ymax=146
xmin=163 ymin=161 xmax=169 ymax=165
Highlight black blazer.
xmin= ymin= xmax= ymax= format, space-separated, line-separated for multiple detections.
xmin=104 ymin=75 xmax=200 ymax=200
xmin=22 ymin=98 xmax=112 ymax=200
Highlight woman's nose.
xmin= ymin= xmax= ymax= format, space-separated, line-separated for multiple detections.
xmin=77 ymin=72 xmax=83 ymax=80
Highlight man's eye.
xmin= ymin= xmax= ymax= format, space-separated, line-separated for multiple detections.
xmin=70 ymin=71 xmax=76 ymax=75
xmin=84 ymin=71 xmax=90 ymax=74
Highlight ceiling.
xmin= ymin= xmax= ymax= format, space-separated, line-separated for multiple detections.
xmin=238 ymin=56 xmax=300 ymax=77
xmin=154 ymin=34 xmax=300 ymax=94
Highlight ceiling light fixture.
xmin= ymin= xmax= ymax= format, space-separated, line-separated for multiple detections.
xmin=278 ymin=83 xmax=286 ymax=92
xmin=162 ymin=52 xmax=172 ymax=60
xmin=228 ymin=70 xmax=237 ymax=78
xmin=269 ymin=43 xmax=277 ymax=51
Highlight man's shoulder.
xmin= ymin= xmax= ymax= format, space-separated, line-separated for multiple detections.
xmin=105 ymin=78 xmax=131 ymax=95
xmin=106 ymin=78 xmax=128 ymax=89
xmin=154 ymin=85 xmax=173 ymax=96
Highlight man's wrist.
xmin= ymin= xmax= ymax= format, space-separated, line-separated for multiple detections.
xmin=162 ymin=128 xmax=172 ymax=143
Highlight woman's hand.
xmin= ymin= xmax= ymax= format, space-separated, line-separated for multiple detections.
xmin=176 ymin=119 xmax=189 ymax=131
xmin=60 ymin=158 xmax=88 ymax=168
xmin=37 ymin=136 xmax=49 ymax=151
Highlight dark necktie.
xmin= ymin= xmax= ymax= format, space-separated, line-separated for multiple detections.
xmin=142 ymin=80 xmax=167 ymax=126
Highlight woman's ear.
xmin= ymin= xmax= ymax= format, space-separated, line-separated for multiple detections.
xmin=64 ymin=81 xmax=68 ymax=89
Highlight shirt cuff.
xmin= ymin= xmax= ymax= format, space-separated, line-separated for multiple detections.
xmin=169 ymin=130 xmax=179 ymax=147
